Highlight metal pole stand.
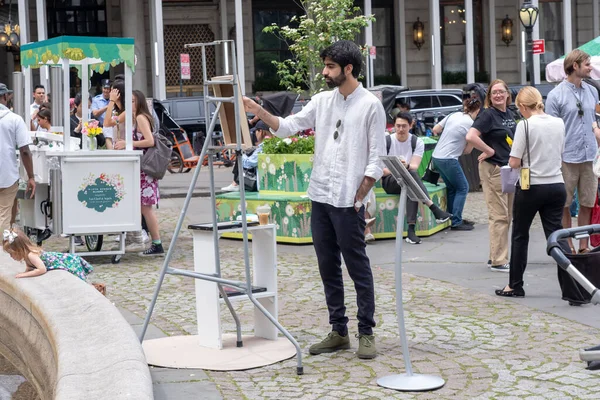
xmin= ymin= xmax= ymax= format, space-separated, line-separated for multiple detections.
xmin=376 ymin=156 xmax=445 ymax=392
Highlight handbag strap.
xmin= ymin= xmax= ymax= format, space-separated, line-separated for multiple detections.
xmin=522 ymin=119 xmax=531 ymax=168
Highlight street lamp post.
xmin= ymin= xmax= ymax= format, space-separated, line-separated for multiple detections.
xmin=518 ymin=1 xmax=539 ymax=87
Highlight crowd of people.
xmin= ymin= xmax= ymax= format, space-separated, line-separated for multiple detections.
xmin=1 ymin=39 xmax=600 ymax=359
xmin=243 ymin=41 xmax=600 ymax=358
xmin=0 ymin=75 xmax=165 ymax=276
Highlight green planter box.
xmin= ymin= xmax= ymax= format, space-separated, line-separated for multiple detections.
xmin=259 ymin=137 xmax=437 ymax=193
xmin=257 ymin=154 xmax=313 ymax=193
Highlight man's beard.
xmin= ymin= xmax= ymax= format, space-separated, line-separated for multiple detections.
xmin=325 ymin=73 xmax=346 ymax=89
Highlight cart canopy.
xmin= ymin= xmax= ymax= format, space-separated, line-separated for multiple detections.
xmin=545 ymin=36 xmax=600 ymax=82
xmin=20 ymin=36 xmax=135 ymax=74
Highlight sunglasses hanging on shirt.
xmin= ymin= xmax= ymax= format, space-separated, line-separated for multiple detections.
xmin=576 ymin=102 xmax=584 ymax=117
xmin=333 ymin=119 xmax=341 ymax=140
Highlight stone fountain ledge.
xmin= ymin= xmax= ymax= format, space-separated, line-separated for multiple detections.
xmin=0 ymin=251 xmax=153 ymax=400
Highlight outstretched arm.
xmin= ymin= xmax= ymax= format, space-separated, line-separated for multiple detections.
xmin=16 ymin=253 xmax=47 ymax=278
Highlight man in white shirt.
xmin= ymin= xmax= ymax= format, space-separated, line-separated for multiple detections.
xmin=29 ymin=85 xmax=46 ymax=130
xmin=243 ymin=40 xmax=385 ymax=359
xmin=0 ymin=83 xmax=35 ymax=232
xmin=381 ymin=112 xmax=451 ymax=244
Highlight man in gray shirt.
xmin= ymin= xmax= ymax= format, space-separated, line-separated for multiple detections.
xmin=546 ymin=49 xmax=600 ymax=254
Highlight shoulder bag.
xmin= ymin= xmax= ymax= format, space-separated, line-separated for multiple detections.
xmin=520 ymin=119 xmax=531 ymax=190
xmin=141 ymin=131 xmax=172 ymax=180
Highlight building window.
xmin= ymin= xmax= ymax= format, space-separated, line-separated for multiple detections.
xmin=253 ymin=7 xmax=301 ymax=91
xmin=47 ymin=0 xmax=107 ymax=37
xmin=538 ymin=0 xmax=563 ymax=73
xmin=372 ymin=7 xmax=394 ymax=78
xmin=440 ymin=0 xmax=485 ymax=83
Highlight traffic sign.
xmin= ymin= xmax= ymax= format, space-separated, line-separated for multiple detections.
xmin=532 ymin=39 xmax=545 ymax=55
xmin=369 ymin=46 xmax=377 ymax=60
xmin=180 ymin=53 xmax=191 ymax=80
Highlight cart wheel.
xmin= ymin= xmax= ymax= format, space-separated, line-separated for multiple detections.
xmin=85 ymin=235 xmax=103 ymax=252
xmin=111 ymin=255 xmax=122 ymax=264
xmin=168 ymin=151 xmax=184 ymax=174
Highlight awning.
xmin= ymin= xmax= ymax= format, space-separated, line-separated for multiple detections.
xmin=20 ymin=36 xmax=135 ymax=74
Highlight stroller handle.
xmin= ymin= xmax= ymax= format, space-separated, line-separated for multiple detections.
xmin=547 ymin=225 xmax=600 ymax=270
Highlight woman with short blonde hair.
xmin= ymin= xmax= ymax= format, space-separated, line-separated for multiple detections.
xmin=495 ymin=86 xmax=566 ymax=297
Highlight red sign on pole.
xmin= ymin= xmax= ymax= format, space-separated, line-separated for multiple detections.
xmin=369 ymin=46 xmax=377 ymax=60
xmin=180 ymin=53 xmax=191 ymax=80
xmin=532 ymin=39 xmax=545 ymax=55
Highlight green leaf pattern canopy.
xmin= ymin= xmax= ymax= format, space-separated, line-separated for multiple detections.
xmin=20 ymin=36 xmax=135 ymax=74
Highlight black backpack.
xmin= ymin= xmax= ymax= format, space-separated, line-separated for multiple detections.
xmin=386 ymin=133 xmax=417 ymax=155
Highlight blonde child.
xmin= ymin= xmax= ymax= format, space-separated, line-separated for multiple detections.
xmin=3 ymin=229 xmax=93 ymax=280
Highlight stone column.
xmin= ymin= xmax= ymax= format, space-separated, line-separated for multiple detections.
xmin=122 ymin=0 xmax=150 ymax=94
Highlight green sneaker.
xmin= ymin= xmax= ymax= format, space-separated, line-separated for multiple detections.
xmin=309 ymin=331 xmax=351 ymax=355
xmin=356 ymin=333 xmax=377 ymax=359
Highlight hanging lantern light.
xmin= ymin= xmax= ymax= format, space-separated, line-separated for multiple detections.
xmin=501 ymin=15 xmax=513 ymax=46
xmin=0 ymin=0 xmax=20 ymax=49
xmin=413 ymin=17 xmax=425 ymax=51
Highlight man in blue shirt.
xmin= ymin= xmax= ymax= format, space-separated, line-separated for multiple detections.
xmin=546 ymin=49 xmax=600 ymax=254
xmin=91 ymin=79 xmax=111 ymax=126
xmin=221 ymin=120 xmax=272 ymax=191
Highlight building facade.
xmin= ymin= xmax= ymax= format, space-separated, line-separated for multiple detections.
xmin=0 ymin=0 xmax=598 ymax=98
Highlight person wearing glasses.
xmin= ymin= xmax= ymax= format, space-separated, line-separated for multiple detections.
xmin=381 ymin=112 xmax=452 ymax=244
xmin=242 ymin=40 xmax=385 ymax=360
xmin=546 ymin=49 xmax=600 ymax=254
xmin=466 ymin=79 xmax=517 ymax=273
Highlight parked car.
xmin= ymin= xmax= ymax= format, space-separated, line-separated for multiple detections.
xmin=394 ymin=89 xmax=464 ymax=132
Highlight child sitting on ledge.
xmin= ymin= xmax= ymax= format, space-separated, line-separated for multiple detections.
xmin=3 ymin=228 xmax=93 ymax=281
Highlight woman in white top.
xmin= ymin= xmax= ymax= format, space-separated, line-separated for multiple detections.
xmin=495 ymin=86 xmax=566 ymax=298
xmin=432 ymin=98 xmax=481 ymax=230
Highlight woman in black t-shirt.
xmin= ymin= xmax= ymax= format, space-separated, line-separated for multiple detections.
xmin=466 ymin=79 xmax=517 ymax=272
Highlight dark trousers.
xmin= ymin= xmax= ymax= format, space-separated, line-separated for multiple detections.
xmin=311 ymin=201 xmax=376 ymax=336
xmin=509 ymin=183 xmax=566 ymax=291
xmin=381 ymin=170 xmax=430 ymax=224
xmin=232 ymin=158 xmax=240 ymax=185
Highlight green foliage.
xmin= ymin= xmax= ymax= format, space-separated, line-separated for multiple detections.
xmin=263 ymin=0 xmax=374 ymax=96
xmin=262 ymin=136 xmax=315 ymax=154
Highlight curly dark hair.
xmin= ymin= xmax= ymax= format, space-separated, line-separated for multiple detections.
xmin=319 ymin=40 xmax=363 ymax=79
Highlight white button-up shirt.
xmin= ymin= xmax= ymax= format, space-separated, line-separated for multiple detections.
xmin=0 ymin=104 xmax=30 ymax=188
xmin=274 ymin=84 xmax=386 ymax=208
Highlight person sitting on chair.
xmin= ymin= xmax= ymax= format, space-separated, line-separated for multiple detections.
xmin=381 ymin=112 xmax=452 ymax=244
xmin=221 ymin=120 xmax=273 ymax=192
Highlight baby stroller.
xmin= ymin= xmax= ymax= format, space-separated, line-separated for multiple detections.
xmin=547 ymin=225 xmax=600 ymax=370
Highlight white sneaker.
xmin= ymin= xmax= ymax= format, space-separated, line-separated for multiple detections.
xmin=221 ymin=183 xmax=239 ymax=192
xmin=365 ymin=233 xmax=375 ymax=243
xmin=141 ymin=230 xmax=150 ymax=243
xmin=114 ymin=234 xmax=123 ymax=242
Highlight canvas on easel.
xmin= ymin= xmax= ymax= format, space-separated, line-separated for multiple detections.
xmin=211 ymin=75 xmax=252 ymax=146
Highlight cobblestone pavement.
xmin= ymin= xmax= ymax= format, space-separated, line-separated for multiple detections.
xmin=40 ymin=192 xmax=600 ymax=399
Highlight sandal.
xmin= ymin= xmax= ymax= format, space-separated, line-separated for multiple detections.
xmin=579 ymin=248 xmax=592 ymax=254
xmin=495 ymin=286 xmax=525 ymax=298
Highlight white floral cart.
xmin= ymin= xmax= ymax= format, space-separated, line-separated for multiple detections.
xmin=20 ymin=36 xmax=141 ymax=263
